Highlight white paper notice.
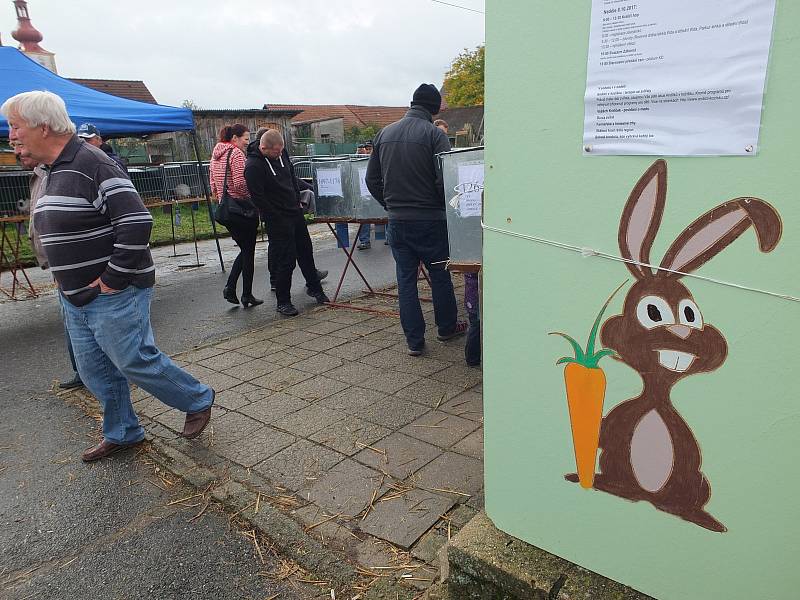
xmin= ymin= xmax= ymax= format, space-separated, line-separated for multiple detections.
xmin=584 ymin=0 xmax=776 ymax=156
xmin=358 ymin=167 xmax=371 ymax=198
xmin=316 ymin=167 xmax=343 ymax=197
xmin=455 ymin=163 xmax=484 ymax=218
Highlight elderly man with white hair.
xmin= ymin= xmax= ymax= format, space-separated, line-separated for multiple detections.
xmin=2 ymin=91 xmax=215 ymax=461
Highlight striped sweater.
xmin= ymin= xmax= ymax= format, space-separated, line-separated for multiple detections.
xmin=33 ymin=136 xmax=154 ymax=306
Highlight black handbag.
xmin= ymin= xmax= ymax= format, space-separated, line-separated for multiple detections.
xmin=215 ymin=148 xmax=258 ymax=229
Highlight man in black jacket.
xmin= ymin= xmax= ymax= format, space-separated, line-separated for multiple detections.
xmin=366 ymin=84 xmax=466 ymax=356
xmin=245 ymin=130 xmax=328 ymax=316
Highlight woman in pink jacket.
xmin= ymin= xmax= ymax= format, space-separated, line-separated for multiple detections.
xmin=209 ymin=124 xmax=262 ymax=307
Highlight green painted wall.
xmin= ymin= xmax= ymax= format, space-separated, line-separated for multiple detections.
xmin=484 ymin=2 xmax=799 ymax=598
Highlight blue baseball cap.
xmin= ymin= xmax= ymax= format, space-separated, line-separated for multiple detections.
xmin=77 ymin=123 xmax=100 ymax=138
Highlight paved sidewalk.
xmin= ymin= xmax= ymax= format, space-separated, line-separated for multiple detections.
xmin=67 ymin=275 xmax=483 ymax=596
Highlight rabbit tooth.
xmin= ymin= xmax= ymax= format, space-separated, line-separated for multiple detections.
xmin=657 ymin=350 xmax=695 ymax=372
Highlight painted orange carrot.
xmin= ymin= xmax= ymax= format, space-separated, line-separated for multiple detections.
xmin=550 ymin=282 xmax=626 ymax=489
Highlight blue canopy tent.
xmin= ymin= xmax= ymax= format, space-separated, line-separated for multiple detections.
xmin=0 ymin=46 xmax=224 ymax=270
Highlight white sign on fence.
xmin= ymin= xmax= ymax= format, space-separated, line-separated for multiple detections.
xmin=358 ymin=167 xmax=371 ymax=198
xmin=583 ymin=0 xmax=776 ymax=155
xmin=455 ymin=163 xmax=484 ymax=218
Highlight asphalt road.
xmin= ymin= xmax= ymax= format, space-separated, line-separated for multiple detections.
xmin=0 ymin=232 xmax=397 ymax=600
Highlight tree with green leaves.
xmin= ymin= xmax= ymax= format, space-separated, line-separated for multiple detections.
xmin=443 ymin=45 xmax=484 ymax=107
xmin=181 ymin=99 xmax=202 ymax=110
xmin=344 ymin=124 xmax=381 ymax=144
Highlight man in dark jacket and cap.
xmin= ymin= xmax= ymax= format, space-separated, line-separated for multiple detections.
xmin=366 ymin=84 xmax=466 ymax=356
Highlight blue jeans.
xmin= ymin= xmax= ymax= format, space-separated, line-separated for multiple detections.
xmin=335 ymin=223 xmax=350 ymax=248
xmin=358 ymin=224 xmax=386 ymax=244
xmin=58 ymin=294 xmax=79 ymax=374
xmin=61 ymin=285 xmax=213 ymax=445
xmin=387 ymin=220 xmax=458 ymax=350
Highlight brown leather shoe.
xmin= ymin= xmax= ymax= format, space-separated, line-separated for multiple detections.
xmin=182 ymin=389 xmax=215 ymax=439
xmin=81 ymin=439 xmax=142 ymax=463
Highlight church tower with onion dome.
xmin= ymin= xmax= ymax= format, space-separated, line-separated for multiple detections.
xmin=11 ymin=0 xmax=57 ymax=73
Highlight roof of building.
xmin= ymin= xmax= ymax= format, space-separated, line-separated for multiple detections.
xmin=437 ymin=105 xmax=484 ymax=135
xmin=264 ymin=104 xmax=409 ymax=129
xmin=192 ymin=108 xmax=301 ymax=117
xmin=68 ymin=78 xmax=158 ymax=104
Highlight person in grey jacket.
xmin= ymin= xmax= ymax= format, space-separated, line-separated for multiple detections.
xmin=366 ymin=84 xmax=466 ymax=356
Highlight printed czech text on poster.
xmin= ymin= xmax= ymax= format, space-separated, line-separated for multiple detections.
xmin=583 ymin=0 xmax=776 ymax=156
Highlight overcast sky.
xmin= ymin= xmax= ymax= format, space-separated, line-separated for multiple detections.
xmin=1 ymin=0 xmax=484 ymax=109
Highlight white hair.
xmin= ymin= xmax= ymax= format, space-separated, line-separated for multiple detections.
xmin=1 ymin=91 xmax=76 ymax=135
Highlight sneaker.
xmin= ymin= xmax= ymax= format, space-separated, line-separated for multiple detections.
xmin=276 ymin=303 xmax=299 ymax=317
xmin=317 ymin=269 xmax=328 ymax=282
xmin=58 ymin=374 xmax=84 ymax=390
xmin=437 ymin=321 xmax=468 ymax=341
xmin=270 ymin=282 xmax=276 ymax=292
xmin=306 ymin=289 xmax=330 ymax=305
xmin=357 ymin=241 xmax=371 ymax=250
xmin=407 ymin=345 xmax=425 ymax=357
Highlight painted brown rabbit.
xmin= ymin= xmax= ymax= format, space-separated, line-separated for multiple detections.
xmin=566 ymin=159 xmax=782 ymax=532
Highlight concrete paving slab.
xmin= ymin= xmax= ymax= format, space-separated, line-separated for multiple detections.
xmin=250 ymin=366 xmax=314 ymax=392
xmin=254 ymin=439 xmax=345 ymax=492
xmin=438 ymin=389 xmax=483 ymax=422
xmin=272 ymin=404 xmax=346 ymax=438
xmin=310 ymin=415 xmax=391 ymax=456
xmin=360 ymin=488 xmax=456 ymax=549
xmin=283 ymin=375 xmax=351 ymax=403
xmin=214 ymin=425 xmax=295 ymax=468
xmin=269 ymin=329 xmax=320 ymax=346
xmin=267 ymin=346 xmax=317 ymax=367
xmin=413 ymin=452 xmax=484 ymax=502
xmin=393 ymin=378 xmax=465 ymax=408
xmin=412 ymin=528 xmax=449 ymax=565
xmin=452 ymin=427 xmax=484 ymax=460
xmin=401 ymin=411 xmax=480 ymax=449
xmin=358 ymin=396 xmax=429 ymax=429
xmin=358 ymin=370 xmax=422 ymax=394
xmin=360 ymin=348 xmax=451 ymax=377
xmin=175 ymin=345 xmax=227 ymax=363
xmin=307 ymin=459 xmax=385 ymax=517
xmin=181 ymin=363 xmax=243 ymax=391
xmin=222 ymin=357 xmax=284 ymax=382
xmin=429 ymin=364 xmax=484 ymax=389
xmin=237 ymin=391 xmax=310 ymax=424
xmin=236 ymin=339 xmax=291 ymax=359
xmin=324 ymin=340 xmax=388 ymax=360
xmin=301 ymin=319 xmax=353 ymax=336
xmin=290 ymin=353 xmax=345 ymax=375
xmin=354 ymin=432 xmax=442 ymax=480
xmin=132 ymin=394 xmax=170 ymax=418
xmin=212 ymin=382 xmax=264 ymax=410
xmin=326 ymin=360 xmax=384 ymax=385
xmin=296 ymin=334 xmax=349 ymax=352
xmin=198 ymin=350 xmax=252 ymax=371
xmin=320 ymin=386 xmax=387 ymax=415
xmin=206 ymin=411 xmax=263 ymax=446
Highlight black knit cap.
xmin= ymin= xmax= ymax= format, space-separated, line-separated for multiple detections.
xmin=411 ymin=83 xmax=442 ymax=115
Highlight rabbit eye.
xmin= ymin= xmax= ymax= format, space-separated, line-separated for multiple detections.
xmin=636 ymin=296 xmax=675 ymax=329
xmin=678 ymin=299 xmax=703 ymax=329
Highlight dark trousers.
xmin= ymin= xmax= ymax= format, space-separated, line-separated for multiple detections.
xmin=226 ymin=222 xmax=258 ymax=296
xmin=265 ymin=213 xmax=322 ymax=305
xmin=387 ymin=220 xmax=458 ymax=350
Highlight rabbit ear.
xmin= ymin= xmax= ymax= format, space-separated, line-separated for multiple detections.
xmin=659 ymin=198 xmax=782 ymax=276
xmin=618 ymin=160 xmax=667 ymax=279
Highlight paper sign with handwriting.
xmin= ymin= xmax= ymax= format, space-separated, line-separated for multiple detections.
xmin=316 ymin=168 xmax=343 ymax=197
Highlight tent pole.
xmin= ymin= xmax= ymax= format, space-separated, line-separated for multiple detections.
xmin=192 ymin=131 xmax=225 ymax=272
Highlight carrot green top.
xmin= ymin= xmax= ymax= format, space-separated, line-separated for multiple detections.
xmin=550 ymin=281 xmax=626 ymax=370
